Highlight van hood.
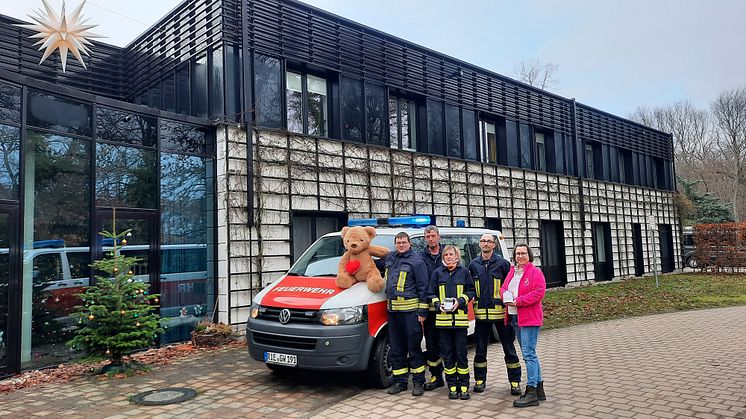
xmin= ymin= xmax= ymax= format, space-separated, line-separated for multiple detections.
xmin=259 ymin=275 xmax=343 ymax=310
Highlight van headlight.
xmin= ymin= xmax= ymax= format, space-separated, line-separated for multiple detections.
xmin=250 ymin=302 xmax=259 ymax=319
xmin=319 ymin=305 xmax=366 ymax=326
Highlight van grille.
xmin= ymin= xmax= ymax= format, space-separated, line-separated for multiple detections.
xmin=259 ymin=306 xmax=319 ymax=324
xmin=252 ymin=332 xmax=316 ymax=350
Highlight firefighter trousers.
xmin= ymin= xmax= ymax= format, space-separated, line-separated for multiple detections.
xmin=438 ymin=328 xmax=469 ymax=390
xmin=423 ymin=311 xmax=443 ymax=380
xmin=474 ymin=320 xmax=521 ymax=384
xmin=388 ymin=311 xmax=426 ymax=386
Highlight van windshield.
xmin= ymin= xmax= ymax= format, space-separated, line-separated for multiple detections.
xmin=288 ymin=235 xmax=396 ymax=277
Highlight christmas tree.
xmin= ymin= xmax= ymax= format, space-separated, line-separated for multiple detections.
xmin=69 ymin=223 xmax=162 ymax=370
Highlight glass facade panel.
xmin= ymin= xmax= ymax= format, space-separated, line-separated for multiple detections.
xmin=519 ymin=123 xmax=532 ymax=169
xmin=176 ymin=64 xmax=190 ymax=115
xmin=254 ymin=54 xmax=283 ymax=129
xmin=365 ymin=83 xmax=387 ymax=146
xmin=286 ymin=71 xmax=303 ymax=134
xmin=225 ymin=45 xmax=242 ymax=120
xmin=426 ymin=99 xmax=444 ymax=155
xmin=506 ymin=120 xmax=519 ymax=167
xmin=341 ymin=77 xmax=362 ymax=141
xmin=27 ymin=91 xmax=91 ymax=137
xmin=22 ymin=131 xmax=91 ymax=369
xmin=307 ymin=75 xmax=328 ymax=137
xmin=0 ymin=81 xmax=21 ymax=124
xmin=462 ymin=110 xmax=477 ymax=161
xmin=0 ymin=125 xmax=20 ymax=200
xmin=96 ymin=143 xmax=158 ymax=209
xmin=555 ymin=133 xmax=565 ymax=174
xmin=96 ymin=107 xmax=157 ymax=148
xmin=160 ymin=120 xmax=208 ymax=155
xmin=210 ymin=47 xmax=225 ymax=119
xmin=536 ymin=132 xmax=546 ymax=172
xmin=192 ymin=55 xmax=209 ymax=118
xmin=481 ymin=120 xmax=496 ymax=163
xmin=162 ymin=74 xmax=176 ymax=113
xmin=0 ymin=212 xmax=9 ymax=370
xmin=160 ymin=153 xmax=214 ymax=343
xmin=445 ymin=104 xmax=461 ymax=158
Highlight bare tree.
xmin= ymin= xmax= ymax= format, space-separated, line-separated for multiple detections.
xmin=711 ymin=87 xmax=746 ymax=221
xmin=513 ymin=58 xmax=559 ymax=90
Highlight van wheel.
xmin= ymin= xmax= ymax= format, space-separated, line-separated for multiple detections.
xmin=366 ymin=334 xmax=392 ymax=388
xmin=686 ymin=257 xmax=699 ymax=269
xmin=489 ymin=323 xmax=501 ymax=343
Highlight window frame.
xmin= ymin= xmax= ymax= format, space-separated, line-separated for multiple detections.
xmin=285 ymin=69 xmax=330 ymax=137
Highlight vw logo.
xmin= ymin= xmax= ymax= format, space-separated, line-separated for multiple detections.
xmin=279 ymin=309 xmax=291 ymax=324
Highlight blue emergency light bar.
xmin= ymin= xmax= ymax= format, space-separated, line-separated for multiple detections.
xmin=348 ymin=215 xmax=435 ymax=227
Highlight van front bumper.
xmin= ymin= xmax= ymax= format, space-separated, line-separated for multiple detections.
xmin=246 ymin=317 xmax=376 ymax=372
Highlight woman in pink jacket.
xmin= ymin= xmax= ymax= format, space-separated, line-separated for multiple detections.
xmin=501 ymin=243 xmax=546 ymax=408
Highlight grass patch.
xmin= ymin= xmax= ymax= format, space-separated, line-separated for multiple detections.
xmin=543 ymin=273 xmax=746 ymax=329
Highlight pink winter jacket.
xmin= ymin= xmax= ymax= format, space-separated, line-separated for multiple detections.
xmin=500 ymin=262 xmax=546 ymax=327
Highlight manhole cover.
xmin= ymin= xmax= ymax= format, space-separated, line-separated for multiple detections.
xmin=130 ymin=387 xmax=197 ymax=406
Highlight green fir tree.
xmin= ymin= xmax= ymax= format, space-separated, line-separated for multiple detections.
xmin=69 ymin=226 xmax=162 ymax=369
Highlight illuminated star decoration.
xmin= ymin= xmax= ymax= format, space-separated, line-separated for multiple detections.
xmin=15 ymin=0 xmax=104 ymax=73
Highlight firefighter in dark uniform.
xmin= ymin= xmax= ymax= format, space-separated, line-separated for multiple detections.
xmin=419 ymin=225 xmax=445 ymax=391
xmin=375 ymin=232 xmax=430 ymax=396
xmin=428 ymin=245 xmax=475 ymax=400
xmin=468 ymin=233 xmax=522 ymax=395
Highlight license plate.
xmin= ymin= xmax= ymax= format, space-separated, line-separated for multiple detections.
xmin=264 ymin=351 xmax=297 ymax=366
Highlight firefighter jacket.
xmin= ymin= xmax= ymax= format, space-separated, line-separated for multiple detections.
xmin=468 ymin=253 xmax=510 ymax=321
xmin=419 ymin=247 xmax=442 ymax=311
xmin=427 ymin=264 xmax=476 ymax=328
xmin=375 ymin=249 xmax=429 ymax=317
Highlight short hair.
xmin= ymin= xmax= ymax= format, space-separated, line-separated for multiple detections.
xmin=424 ymin=225 xmax=440 ymax=235
xmin=442 ymin=244 xmax=461 ymax=261
xmin=395 ymin=232 xmax=411 ymax=242
xmin=513 ymin=243 xmax=534 ymax=262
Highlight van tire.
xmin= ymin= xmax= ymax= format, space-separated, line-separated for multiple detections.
xmin=685 ymin=256 xmax=699 ymax=269
xmin=489 ymin=323 xmax=501 ymax=343
xmin=366 ymin=334 xmax=392 ymax=388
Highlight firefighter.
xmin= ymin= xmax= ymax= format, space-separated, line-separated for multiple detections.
xmin=419 ymin=225 xmax=445 ymax=391
xmin=428 ymin=244 xmax=475 ymax=400
xmin=375 ymin=232 xmax=430 ymax=396
xmin=467 ymin=233 xmax=522 ymax=395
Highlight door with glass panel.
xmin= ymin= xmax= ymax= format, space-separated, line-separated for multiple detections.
xmin=0 ymin=206 xmax=19 ymax=375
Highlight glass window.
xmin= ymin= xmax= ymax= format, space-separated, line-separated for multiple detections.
xmin=0 ymin=81 xmax=21 ymax=124
xmin=22 ymin=131 xmax=91 ymax=369
xmin=601 ymin=144 xmax=611 ymax=181
xmin=162 ymin=74 xmax=176 ymax=113
xmin=389 ymin=94 xmax=418 ymax=151
xmin=254 ymin=54 xmax=283 ymax=128
xmin=480 ymin=119 xmax=497 ymax=164
xmin=0 ymin=124 xmax=20 ymax=200
xmin=287 ymin=71 xmax=328 ymax=137
xmin=210 ymin=47 xmax=225 ymax=119
xmin=160 ymin=120 xmax=208 ymax=155
xmin=365 ymin=83 xmax=387 ymax=146
xmin=96 ymin=107 xmax=157 ymax=148
xmin=341 ymin=77 xmax=363 ymax=141
xmin=535 ymin=132 xmax=546 ymax=172
xmin=160 ymin=153 xmax=214 ymax=343
xmin=225 ymin=45 xmax=242 ymax=121
xmin=445 ymin=104 xmax=461 ymax=158
xmin=585 ymin=144 xmax=595 ymax=179
xmin=286 ymin=71 xmax=303 ymax=133
xmin=0 ymin=212 xmax=10 ymax=369
xmin=176 ymin=64 xmax=190 ymax=115
xmin=192 ymin=55 xmax=208 ymax=118
xmin=307 ymin=75 xmax=328 ymax=137
xmin=96 ymin=143 xmax=158 ymax=209
xmin=609 ymin=146 xmax=619 ymax=182
xmin=27 ymin=91 xmax=91 ymax=137
xmin=426 ymin=99 xmax=444 ymax=155
xmin=519 ymin=123 xmax=532 ymax=169
xmin=462 ymin=110 xmax=477 ymax=161
xmin=506 ymin=120 xmax=519 ymax=167
xmin=555 ymin=133 xmax=565 ymax=174
xmin=291 ymin=213 xmax=344 ymax=263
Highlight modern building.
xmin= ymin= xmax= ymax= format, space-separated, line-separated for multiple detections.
xmin=0 ymin=0 xmax=679 ymax=375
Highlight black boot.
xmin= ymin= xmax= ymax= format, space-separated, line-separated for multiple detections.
xmin=424 ymin=375 xmax=444 ymax=391
xmin=473 ymin=380 xmax=486 ymax=393
xmin=448 ymin=386 xmax=459 ymax=399
xmin=459 ymin=386 xmax=470 ymax=400
xmin=387 ymin=383 xmax=407 ymax=395
xmin=510 ymin=381 xmax=522 ymax=395
xmin=536 ymin=381 xmax=546 ymax=401
xmin=513 ymin=385 xmax=539 ymax=407
xmin=412 ymin=383 xmax=424 ymax=396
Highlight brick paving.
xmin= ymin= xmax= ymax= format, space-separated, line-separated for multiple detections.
xmin=1 ymin=306 xmax=745 ymax=418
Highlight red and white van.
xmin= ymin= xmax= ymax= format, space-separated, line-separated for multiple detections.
xmin=246 ymin=217 xmax=510 ymax=387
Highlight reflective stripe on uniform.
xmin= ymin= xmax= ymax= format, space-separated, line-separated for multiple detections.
xmin=475 ymin=279 xmax=481 ymax=297
xmin=393 ymin=367 xmax=409 ymax=376
xmin=444 ymin=366 xmax=457 ymax=375
xmin=389 ymin=298 xmax=420 ymax=311
xmin=418 ymin=302 xmax=429 ymax=310
xmin=474 ymin=362 xmax=488 ymax=368
xmin=493 ymin=277 xmax=501 ymax=299
xmin=396 ymin=271 xmax=406 ymax=293
xmin=457 ymin=367 xmax=470 ymax=375
xmin=410 ymin=365 xmax=425 ymax=374
xmin=428 ymin=358 xmax=443 ymax=367
xmin=506 ymin=362 xmax=521 ymax=369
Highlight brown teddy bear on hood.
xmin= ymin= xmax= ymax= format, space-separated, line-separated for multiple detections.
xmin=336 ymin=226 xmax=390 ymax=293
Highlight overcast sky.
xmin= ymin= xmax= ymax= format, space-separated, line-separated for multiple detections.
xmin=3 ymin=0 xmax=745 ymax=118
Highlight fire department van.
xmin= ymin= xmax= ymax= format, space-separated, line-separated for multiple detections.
xmin=245 ymin=216 xmax=510 ymax=388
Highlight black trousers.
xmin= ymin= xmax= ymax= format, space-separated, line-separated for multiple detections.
xmin=388 ymin=311 xmax=425 ymax=386
xmin=423 ymin=311 xmax=443 ymax=379
xmin=438 ymin=328 xmax=469 ymax=390
xmin=474 ymin=320 xmax=521 ymax=383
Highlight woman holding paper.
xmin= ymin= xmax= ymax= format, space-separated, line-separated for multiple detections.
xmin=501 ymin=243 xmax=547 ymax=408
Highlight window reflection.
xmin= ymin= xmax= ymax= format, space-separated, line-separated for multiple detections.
xmin=0 ymin=125 xmax=20 ymax=200
xmin=96 ymin=143 xmax=158 ymax=209
xmin=27 ymin=91 xmax=91 ymax=137
xmin=254 ymin=54 xmax=283 ymax=128
xmin=389 ymin=94 xmax=417 ymax=151
xmin=286 ymin=71 xmax=328 ymax=137
xmin=0 ymin=81 xmax=21 ymax=124
xmin=160 ymin=120 xmax=208 ymax=155
xmin=96 ymin=107 xmax=157 ymax=148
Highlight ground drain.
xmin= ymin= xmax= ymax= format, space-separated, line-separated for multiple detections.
xmin=130 ymin=387 xmax=197 ymax=406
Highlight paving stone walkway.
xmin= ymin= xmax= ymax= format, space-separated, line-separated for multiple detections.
xmin=1 ymin=306 xmax=744 ymax=418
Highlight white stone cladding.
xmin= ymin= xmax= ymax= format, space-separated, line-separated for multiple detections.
xmin=216 ymin=127 xmax=680 ymax=325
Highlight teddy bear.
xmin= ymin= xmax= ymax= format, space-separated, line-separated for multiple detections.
xmin=336 ymin=226 xmax=390 ymax=293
